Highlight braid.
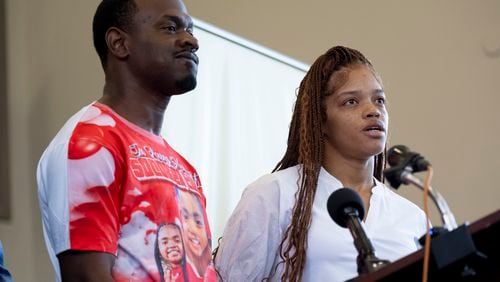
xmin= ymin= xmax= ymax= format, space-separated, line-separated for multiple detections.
xmin=273 ymin=46 xmax=386 ymax=281
xmin=374 ymin=149 xmax=386 ymax=182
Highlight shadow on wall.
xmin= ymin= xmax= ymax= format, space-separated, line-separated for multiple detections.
xmin=483 ymin=46 xmax=500 ymax=58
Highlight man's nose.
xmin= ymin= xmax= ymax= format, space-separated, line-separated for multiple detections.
xmin=179 ymin=31 xmax=199 ymax=53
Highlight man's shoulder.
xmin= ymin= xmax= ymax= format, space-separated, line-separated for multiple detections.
xmin=38 ymin=103 xmax=129 ymax=173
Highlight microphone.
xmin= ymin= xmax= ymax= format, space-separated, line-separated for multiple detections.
xmin=384 ymin=145 xmax=431 ymax=189
xmin=327 ymin=188 xmax=365 ymax=228
xmin=327 ymin=188 xmax=389 ymax=275
xmin=387 ymin=145 xmax=430 ymax=173
xmin=384 ymin=145 xmax=458 ymax=230
xmin=384 ymin=146 xmax=479 ymax=275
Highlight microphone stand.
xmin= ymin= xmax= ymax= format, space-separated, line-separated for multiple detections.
xmin=344 ymin=207 xmax=390 ymax=274
xmin=385 ymin=166 xmax=457 ymax=231
xmin=398 ymin=169 xmax=457 ymax=231
xmin=385 ymin=165 xmax=484 ymax=275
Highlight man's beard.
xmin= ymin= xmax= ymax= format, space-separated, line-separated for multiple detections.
xmin=175 ymin=74 xmax=197 ymax=93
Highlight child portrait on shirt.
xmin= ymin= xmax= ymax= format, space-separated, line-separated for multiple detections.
xmin=176 ymin=188 xmax=212 ymax=280
xmin=155 ymin=222 xmax=188 ymax=282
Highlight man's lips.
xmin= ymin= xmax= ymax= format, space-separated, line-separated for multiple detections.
xmin=175 ymin=51 xmax=199 ymax=64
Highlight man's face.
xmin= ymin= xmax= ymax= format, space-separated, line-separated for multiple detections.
xmin=158 ymin=224 xmax=184 ymax=266
xmin=179 ymin=191 xmax=209 ymax=259
xmin=126 ymin=0 xmax=199 ymax=95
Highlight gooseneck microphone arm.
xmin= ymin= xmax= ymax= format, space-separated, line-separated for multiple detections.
xmin=343 ymin=207 xmax=389 ymax=274
xmin=399 ymin=169 xmax=457 ymax=231
xmin=384 ymin=144 xmax=458 ymax=231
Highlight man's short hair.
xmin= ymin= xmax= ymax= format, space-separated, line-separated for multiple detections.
xmin=92 ymin=0 xmax=138 ymax=69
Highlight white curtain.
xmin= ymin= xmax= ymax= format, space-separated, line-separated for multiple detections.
xmin=162 ymin=19 xmax=308 ymax=241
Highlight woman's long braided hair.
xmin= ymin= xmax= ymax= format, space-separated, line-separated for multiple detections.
xmin=272 ymin=46 xmax=386 ymax=282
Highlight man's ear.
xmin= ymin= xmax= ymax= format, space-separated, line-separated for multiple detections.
xmin=105 ymin=27 xmax=129 ymax=60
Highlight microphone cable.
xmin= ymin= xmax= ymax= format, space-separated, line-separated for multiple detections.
xmin=422 ymin=166 xmax=433 ymax=282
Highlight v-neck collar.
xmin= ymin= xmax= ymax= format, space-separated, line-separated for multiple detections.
xmin=319 ymin=166 xmax=385 ymax=229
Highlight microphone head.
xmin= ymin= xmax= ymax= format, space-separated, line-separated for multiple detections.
xmin=387 ymin=144 xmax=410 ymax=167
xmin=327 ymin=188 xmax=365 ymax=228
xmin=387 ymin=144 xmax=430 ymax=172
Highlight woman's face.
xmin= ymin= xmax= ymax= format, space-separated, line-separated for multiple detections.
xmin=322 ymin=65 xmax=388 ymax=161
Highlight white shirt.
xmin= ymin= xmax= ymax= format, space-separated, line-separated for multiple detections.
xmin=215 ymin=165 xmax=427 ymax=282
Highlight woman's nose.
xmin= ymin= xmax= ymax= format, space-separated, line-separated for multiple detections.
xmin=365 ymin=104 xmax=381 ymax=118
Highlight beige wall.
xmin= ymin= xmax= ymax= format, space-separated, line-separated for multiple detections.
xmin=1 ymin=0 xmax=102 ymax=281
xmin=183 ymin=0 xmax=500 ymax=225
xmin=0 ymin=0 xmax=498 ymax=281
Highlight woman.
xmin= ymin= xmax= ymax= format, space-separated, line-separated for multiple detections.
xmin=214 ymin=46 xmax=427 ymax=281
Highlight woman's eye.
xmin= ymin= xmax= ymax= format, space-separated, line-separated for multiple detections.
xmin=186 ymin=28 xmax=194 ymax=36
xmin=376 ymin=98 xmax=386 ymax=104
xmin=344 ymin=99 xmax=357 ymax=106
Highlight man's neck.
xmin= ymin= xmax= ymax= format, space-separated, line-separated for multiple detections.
xmin=99 ymin=80 xmax=171 ymax=136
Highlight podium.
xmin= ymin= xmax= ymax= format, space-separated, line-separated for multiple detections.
xmin=351 ymin=210 xmax=500 ymax=281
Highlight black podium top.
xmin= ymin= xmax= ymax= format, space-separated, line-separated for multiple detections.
xmin=351 ymin=210 xmax=500 ymax=282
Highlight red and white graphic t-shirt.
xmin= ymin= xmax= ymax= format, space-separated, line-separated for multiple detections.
xmin=37 ymin=102 xmax=216 ymax=282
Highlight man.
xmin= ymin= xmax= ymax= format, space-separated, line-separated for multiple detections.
xmin=37 ymin=0 xmax=216 ymax=281
xmin=0 ymin=241 xmax=13 ymax=282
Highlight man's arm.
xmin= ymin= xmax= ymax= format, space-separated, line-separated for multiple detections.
xmin=58 ymin=250 xmax=116 ymax=282
xmin=0 ymin=241 xmax=13 ymax=282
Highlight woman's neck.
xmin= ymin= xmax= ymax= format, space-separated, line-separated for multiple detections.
xmin=322 ymin=154 xmax=375 ymax=193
